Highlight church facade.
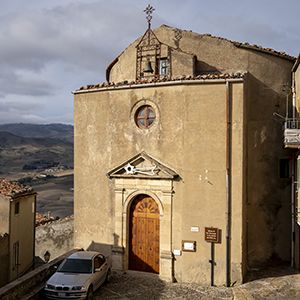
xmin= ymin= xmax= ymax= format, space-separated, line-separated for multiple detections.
xmin=74 ymin=21 xmax=295 ymax=285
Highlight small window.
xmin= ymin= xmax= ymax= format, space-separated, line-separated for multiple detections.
xmin=279 ymin=159 xmax=290 ymax=178
xmin=135 ymin=105 xmax=156 ymax=129
xmin=15 ymin=202 xmax=20 ymax=215
xmin=13 ymin=241 xmax=19 ymax=267
xmin=159 ymin=58 xmax=169 ymax=76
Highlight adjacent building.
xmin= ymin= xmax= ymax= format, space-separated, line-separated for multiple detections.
xmin=284 ymin=54 xmax=300 ymax=270
xmin=74 ymin=19 xmax=295 ymax=285
xmin=0 ymin=179 xmax=36 ymax=287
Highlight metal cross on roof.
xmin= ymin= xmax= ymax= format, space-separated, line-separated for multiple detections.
xmin=144 ymin=4 xmax=155 ymax=29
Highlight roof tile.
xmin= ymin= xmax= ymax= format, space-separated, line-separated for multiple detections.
xmin=0 ymin=178 xmax=34 ymax=198
xmin=76 ymin=72 xmax=246 ymax=92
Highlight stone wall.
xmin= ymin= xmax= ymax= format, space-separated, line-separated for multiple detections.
xmin=0 ymin=234 xmax=9 ymax=287
xmin=35 ymin=216 xmax=74 ymax=262
xmin=0 ymin=249 xmax=79 ymax=300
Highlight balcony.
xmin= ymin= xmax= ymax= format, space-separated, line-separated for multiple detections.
xmin=284 ymin=118 xmax=300 ymax=148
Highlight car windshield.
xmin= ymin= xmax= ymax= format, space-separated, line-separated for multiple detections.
xmin=58 ymin=258 xmax=92 ymax=274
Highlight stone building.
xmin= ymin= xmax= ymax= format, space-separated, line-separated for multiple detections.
xmin=74 ymin=17 xmax=295 ymax=285
xmin=0 ymin=179 xmax=36 ymax=287
xmin=284 ymin=54 xmax=300 ymax=270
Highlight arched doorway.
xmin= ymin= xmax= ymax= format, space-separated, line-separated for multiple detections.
xmin=129 ymin=194 xmax=160 ymax=273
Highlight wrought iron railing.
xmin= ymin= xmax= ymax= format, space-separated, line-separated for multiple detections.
xmin=284 ymin=118 xmax=300 ymax=129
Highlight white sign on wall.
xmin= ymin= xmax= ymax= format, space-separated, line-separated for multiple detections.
xmin=191 ymin=226 xmax=199 ymax=232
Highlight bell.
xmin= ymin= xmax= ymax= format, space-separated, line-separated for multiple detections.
xmin=143 ymin=59 xmax=154 ymax=73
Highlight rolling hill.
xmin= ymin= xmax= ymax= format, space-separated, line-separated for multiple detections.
xmin=0 ymin=123 xmax=73 ymax=143
xmin=0 ymin=124 xmax=73 ymax=176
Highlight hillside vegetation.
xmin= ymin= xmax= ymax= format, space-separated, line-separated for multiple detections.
xmin=0 ymin=123 xmax=73 ymax=176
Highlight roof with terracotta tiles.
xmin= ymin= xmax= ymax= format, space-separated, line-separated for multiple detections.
xmin=165 ymin=25 xmax=295 ymax=62
xmin=0 ymin=178 xmax=34 ymax=198
xmin=75 ymin=72 xmax=246 ymax=92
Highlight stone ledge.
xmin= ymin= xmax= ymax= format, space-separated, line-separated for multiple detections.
xmin=0 ymin=249 xmax=81 ymax=300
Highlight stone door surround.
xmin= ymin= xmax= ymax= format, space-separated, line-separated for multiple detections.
xmin=107 ymin=152 xmax=179 ymax=281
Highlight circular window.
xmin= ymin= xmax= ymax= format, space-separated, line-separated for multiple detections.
xmin=135 ymin=105 xmax=156 ymax=129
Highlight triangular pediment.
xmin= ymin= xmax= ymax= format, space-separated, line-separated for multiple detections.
xmin=107 ymin=152 xmax=178 ymax=180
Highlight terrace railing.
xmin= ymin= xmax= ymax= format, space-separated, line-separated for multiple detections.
xmin=284 ymin=118 xmax=300 ymax=148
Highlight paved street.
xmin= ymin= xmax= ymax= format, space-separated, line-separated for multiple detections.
xmin=95 ymin=270 xmax=300 ymax=300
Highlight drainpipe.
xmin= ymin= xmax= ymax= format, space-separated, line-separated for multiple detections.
xmin=225 ymin=81 xmax=232 ymax=287
xmin=291 ymin=70 xmax=296 ymax=268
xmin=291 ymin=154 xmax=296 ymax=268
xmin=292 ymin=72 xmax=296 ymax=120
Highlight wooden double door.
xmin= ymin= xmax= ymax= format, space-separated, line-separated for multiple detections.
xmin=129 ymin=194 xmax=160 ymax=273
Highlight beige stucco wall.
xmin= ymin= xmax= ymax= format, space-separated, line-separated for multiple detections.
xmin=0 ymin=234 xmax=9 ymax=287
xmin=9 ymin=194 xmax=35 ymax=281
xmin=0 ymin=196 xmax=10 ymax=287
xmin=107 ymin=25 xmax=294 ymax=268
xmin=295 ymin=63 xmax=300 ymax=114
xmin=74 ymin=80 xmax=245 ymax=285
xmin=0 ymin=196 xmax=9 ymax=235
xmin=75 ymin=25 xmax=294 ymax=284
xmin=109 ymin=25 xmax=293 ymax=84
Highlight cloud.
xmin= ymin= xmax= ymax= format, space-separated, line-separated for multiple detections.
xmin=0 ymin=99 xmax=43 ymax=113
xmin=0 ymin=1 xmax=144 ymax=72
xmin=0 ymin=93 xmax=73 ymax=124
xmin=0 ymin=97 xmax=45 ymax=124
xmin=0 ymin=1 xmax=148 ymax=102
xmin=0 ymin=0 xmax=299 ymax=124
xmin=0 ymin=67 xmax=55 ymax=97
xmin=205 ymin=15 xmax=290 ymax=52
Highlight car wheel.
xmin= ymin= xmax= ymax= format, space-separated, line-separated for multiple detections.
xmin=86 ymin=286 xmax=93 ymax=300
xmin=105 ymin=268 xmax=112 ymax=283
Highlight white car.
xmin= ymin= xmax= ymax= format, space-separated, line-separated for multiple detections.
xmin=44 ymin=251 xmax=112 ymax=300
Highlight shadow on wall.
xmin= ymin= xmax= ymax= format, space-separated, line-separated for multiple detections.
xmin=196 ymin=60 xmax=220 ymax=75
xmin=86 ymin=232 xmax=121 ymax=255
xmin=86 ymin=241 xmax=113 ymax=257
xmin=245 ymin=73 xmax=292 ymax=268
xmin=0 ymin=234 xmax=9 ymax=287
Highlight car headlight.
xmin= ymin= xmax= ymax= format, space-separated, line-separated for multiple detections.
xmin=72 ymin=286 xmax=84 ymax=291
xmin=45 ymin=284 xmax=55 ymax=290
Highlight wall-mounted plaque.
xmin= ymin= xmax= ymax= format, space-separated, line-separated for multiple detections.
xmin=182 ymin=240 xmax=196 ymax=252
xmin=173 ymin=249 xmax=182 ymax=256
xmin=205 ymin=227 xmax=221 ymax=243
xmin=191 ymin=226 xmax=199 ymax=232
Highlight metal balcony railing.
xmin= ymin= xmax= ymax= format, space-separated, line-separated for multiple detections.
xmin=284 ymin=118 xmax=300 ymax=147
xmin=285 ymin=118 xmax=300 ymax=129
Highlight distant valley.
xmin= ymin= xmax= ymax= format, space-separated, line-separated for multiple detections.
xmin=0 ymin=123 xmax=74 ymax=217
xmin=0 ymin=123 xmax=73 ymax=176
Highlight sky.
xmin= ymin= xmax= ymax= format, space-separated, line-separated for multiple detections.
xmin=0 ymin=0 xmax=299 ymax=124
